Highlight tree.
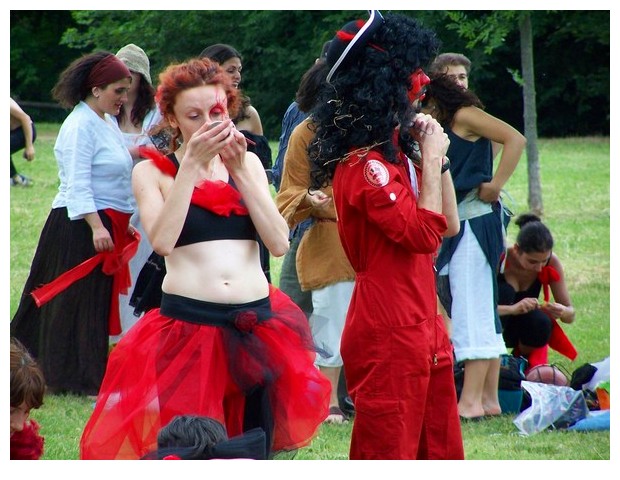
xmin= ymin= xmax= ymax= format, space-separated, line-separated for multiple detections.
xmin=519 ymin=13 xmax=543 ymax=216
xmin=446 ymin=10 xmax=544 ymax=215
xmin=10 ymin=11 xmax=609 ymax=141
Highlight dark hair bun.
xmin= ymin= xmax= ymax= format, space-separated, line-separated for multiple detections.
xmin=515 ymin=213 xmax=541 ymax=229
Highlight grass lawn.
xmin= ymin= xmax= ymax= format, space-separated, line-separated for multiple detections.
xmin=9 ymin=124 xmax=611 ymax=463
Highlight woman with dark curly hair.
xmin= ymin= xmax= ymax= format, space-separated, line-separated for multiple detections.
xmin=11 ymin=51 xmax=136 ymax=397
xmin=308 ymin=11 xmax=463 ymax=459
xmin=424 ymin=73 xmax=526 ymax=421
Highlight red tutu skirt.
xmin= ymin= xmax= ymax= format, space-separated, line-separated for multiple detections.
xmin=80 ymin=286 xmax=331 ymax=459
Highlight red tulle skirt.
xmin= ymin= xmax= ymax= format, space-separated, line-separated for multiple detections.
xmin=80 ymin=286 xmax=331 ymax=459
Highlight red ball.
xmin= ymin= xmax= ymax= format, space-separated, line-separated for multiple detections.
xmin=526 ymin=364 xmax=569 ymax=386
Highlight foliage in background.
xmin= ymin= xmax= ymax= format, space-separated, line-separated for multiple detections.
xmin=10 ymin=10 xmax=610 ymax=139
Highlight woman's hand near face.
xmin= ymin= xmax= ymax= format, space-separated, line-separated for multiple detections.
xmin=219 ymin=127 xmax=249 ymax=173
xmin=410 ymin=113 xmax=449 ymax=171
xmin=183 ymin=119 xmax=235 ymax=169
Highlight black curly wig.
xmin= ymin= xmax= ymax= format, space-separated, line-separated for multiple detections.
xmin=308 ymin=13 xmax=440 ymax=189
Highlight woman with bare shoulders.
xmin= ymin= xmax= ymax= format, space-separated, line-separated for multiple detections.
xmin=80 ymin=57 xmax=330 ymax=460
xmin=425 ymin=74 xmax=526 ymax=420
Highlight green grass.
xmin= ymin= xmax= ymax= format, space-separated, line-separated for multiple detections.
xmin=10 ymin=125 xmax=610 ymax=460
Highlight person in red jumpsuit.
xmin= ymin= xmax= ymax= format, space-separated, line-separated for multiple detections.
xmin=308 ymin=10 xmax=464 ymax=459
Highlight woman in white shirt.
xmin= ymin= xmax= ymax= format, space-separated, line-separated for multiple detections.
xmin=11 ymin=51 xmax=135 ymax=397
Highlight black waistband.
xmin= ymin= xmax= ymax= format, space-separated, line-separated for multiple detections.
xmin=160 ymin=292 xmax=272 ymax=328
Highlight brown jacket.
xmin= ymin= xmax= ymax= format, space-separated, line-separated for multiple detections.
xmin=275 ymin=119 xmax=355 ymax=291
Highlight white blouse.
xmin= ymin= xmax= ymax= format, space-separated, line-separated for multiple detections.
xmin=110 ymin=107 xmax=162 ymax=149
xmin=52 ymin=102 xmax=134 ymax=220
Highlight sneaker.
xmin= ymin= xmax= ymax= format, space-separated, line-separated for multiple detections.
xmin=11 ymin=174 xmax=33 ymax=187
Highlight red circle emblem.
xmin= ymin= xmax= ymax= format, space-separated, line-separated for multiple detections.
xmin=363 ymin=160 xmax=389 ymax=187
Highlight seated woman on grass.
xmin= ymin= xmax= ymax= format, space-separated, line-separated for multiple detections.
xmin=497 ymin=213 xmax=577 ymax=370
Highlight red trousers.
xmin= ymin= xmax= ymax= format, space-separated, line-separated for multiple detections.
xmin=342 ymin=314 xmax=464 ymax=459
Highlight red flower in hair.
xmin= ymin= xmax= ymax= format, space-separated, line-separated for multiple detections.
xmin=163 ymin=454 xmax=182 ymax=460
xmin=234 ymin=311 xmax=258 ymax=334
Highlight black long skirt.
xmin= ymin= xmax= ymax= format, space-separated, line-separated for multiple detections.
xmin=11 ymin=207 xmax=114 ymax=396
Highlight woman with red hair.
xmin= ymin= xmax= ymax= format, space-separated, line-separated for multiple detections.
xmin=80 ymin=57 xmax=330 ymax=460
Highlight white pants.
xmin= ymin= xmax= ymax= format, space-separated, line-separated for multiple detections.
xmin=445 ymin=221 xmax=506 ymax=362
xmin=310 ymin=281 xmax=354 ymax=368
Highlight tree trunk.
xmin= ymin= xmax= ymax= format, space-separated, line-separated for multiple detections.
xmin=520 ymin=13 xmax=544 ymax=216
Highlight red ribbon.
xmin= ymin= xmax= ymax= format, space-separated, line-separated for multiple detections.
xmin=30 ymin=209 xmax=139 ymax=336
xmin=537 ymin=264 xmax=577 ymax=361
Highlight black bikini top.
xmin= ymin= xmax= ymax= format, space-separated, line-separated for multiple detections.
xmin=176 ymin=200 xmax=257 ymax=247
xmin=165 ymin=154 xmax=257 ymax=248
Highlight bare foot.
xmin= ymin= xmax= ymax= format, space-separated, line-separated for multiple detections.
xmin=483 ymin=403 xmax=502 ymax=416
xmin=458 ymin=404 xmax=485 ymax=419
xmin=324 ymin=406 xmax=348 ymax=424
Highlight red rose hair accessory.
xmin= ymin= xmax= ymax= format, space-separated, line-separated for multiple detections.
xmin=163 ymin=454 xmax=182 ymax=460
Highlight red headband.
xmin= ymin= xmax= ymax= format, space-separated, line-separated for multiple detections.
xmin=85 ymin=54 xmax=131 ymax=89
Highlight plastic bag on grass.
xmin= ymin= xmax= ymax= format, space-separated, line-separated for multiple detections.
xmin=513 ymin=381 xmax=588 ymax=435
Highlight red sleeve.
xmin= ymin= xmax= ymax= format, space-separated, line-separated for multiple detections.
xmin=345 ymin=154 xmax=447 ymax=253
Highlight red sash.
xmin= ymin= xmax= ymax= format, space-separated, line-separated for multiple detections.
xmin=30 ymin=209 xmax=139 ymax=336
xmin=538 ymin=265 xmax=578 ymax=361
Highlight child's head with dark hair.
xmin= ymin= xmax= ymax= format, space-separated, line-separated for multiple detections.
xmin=143 ymin=415 xmax=267 ymax=460
xmin=10 ymin=338 xmax=45 ymax=411
xmin=11 ymin=337 xmax=45 ymax=445
xmin=515 ymin=213 xmax=554 ymax=253
xmin=157 ymin=415 xmax=228 ymax=458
